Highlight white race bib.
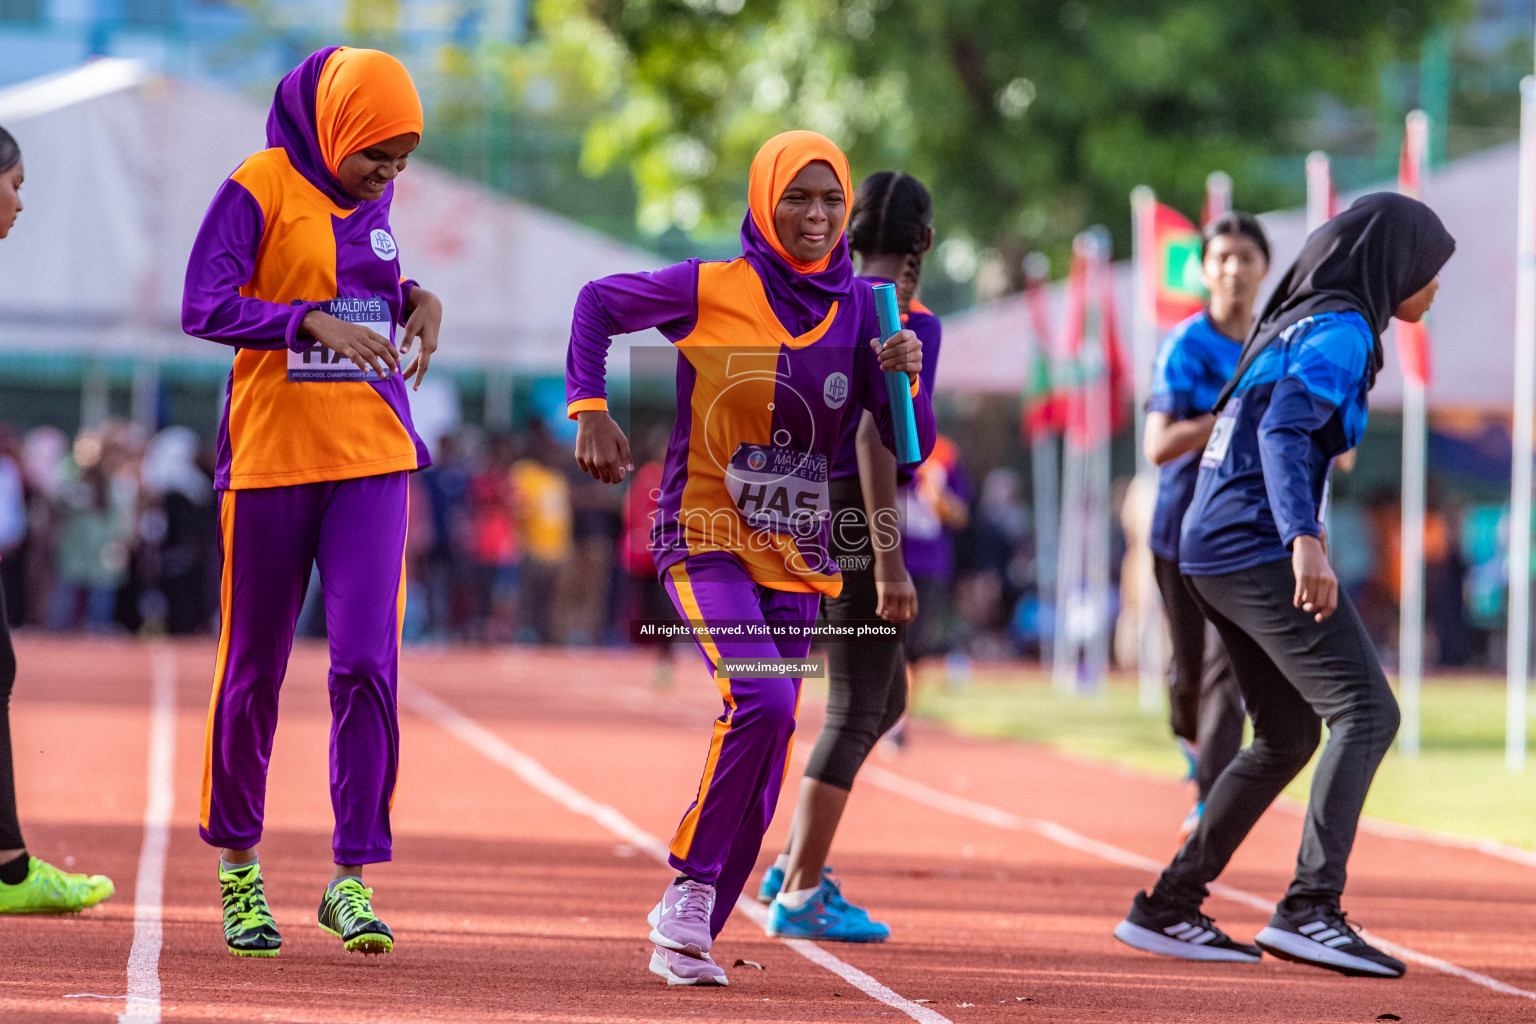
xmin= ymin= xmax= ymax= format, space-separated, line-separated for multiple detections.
xmin=288 ymin=297 xmax=393 ymax=382
xmin=1201 ymin=403 xmax=1238 ymax=469
xmin=725 ymin=444 xmax=829 ymax=537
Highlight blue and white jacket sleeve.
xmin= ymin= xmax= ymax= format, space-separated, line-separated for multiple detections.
xmin=1256 ymin=322 xmax=1369 ymax=548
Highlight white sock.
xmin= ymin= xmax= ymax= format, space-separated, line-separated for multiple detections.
xmin=777 ymin=886 xmax=819 ymax=911
xmin=773 ymin=854 xmax=790 ymax=873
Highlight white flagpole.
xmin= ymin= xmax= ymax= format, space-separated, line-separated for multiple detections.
xmin=1398 ymin=110 xmax=1430 ymax=759
xmin=1203 ymin=171 xmax=1232 ymax=225
xmin=1024 ymin=253 xmax=1059 ymax=666
xmin=1130 ymin=187 xmax=1162 ymax=713
xmin=1305 ymin=152 xmax=1332 ymax=233
xmin=1507 ymin=76 xmax=1536 ymax=773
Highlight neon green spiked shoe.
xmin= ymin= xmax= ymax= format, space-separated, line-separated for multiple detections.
xmin=220 ymin=861 xmax=281 ymax=957
xmin=317 ymin=877 xmax=393 ymax=955
xmin=0 ymin=857 xmax=114 ymax=913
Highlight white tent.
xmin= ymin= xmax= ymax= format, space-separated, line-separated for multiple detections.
xmin=944 ymin=144 xmax=1517 ymax=411
xmin=0 ymin=59 xmax=662 ymax=376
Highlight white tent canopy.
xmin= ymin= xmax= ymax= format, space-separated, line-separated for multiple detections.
xmin=0 ymin=59 xmax=662 ymax=375
xmin=943 ymin=144 xmax=1517 ymax=411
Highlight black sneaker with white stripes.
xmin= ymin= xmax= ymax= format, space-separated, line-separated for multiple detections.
xmin=1113 ymin=891 xmax=1262 ymax=963
xmin=1255 ymin=902 xmax=1405 ymax=978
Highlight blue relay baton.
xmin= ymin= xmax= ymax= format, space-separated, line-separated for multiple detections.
xmin=872 ymin=282 xmax=922 ymax=464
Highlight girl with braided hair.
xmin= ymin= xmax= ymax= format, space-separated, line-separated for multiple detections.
xmin=759 ymin=171 xmax=940 ymax=942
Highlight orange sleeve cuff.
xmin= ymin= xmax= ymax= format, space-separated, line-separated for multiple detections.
xmin=567 ymin=398 xmax=609 ymax=419
xmin=910 ymin=376 xmax=921 ymax=398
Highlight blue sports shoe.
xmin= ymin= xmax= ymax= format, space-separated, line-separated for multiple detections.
xmin=766 ymin=869 xmax=890 ymax=942
xmin=757 ymin=864 xmax=784 ymax=905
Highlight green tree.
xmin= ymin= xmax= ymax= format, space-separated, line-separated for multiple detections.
xmin=523 ymin=0 xmax=1458 ymax=294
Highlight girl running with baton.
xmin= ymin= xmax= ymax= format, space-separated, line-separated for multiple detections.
xmin=566 ymin=131 xmax=935 ymax=986
xmin=760 ymin=171 xmax=940 ymax=942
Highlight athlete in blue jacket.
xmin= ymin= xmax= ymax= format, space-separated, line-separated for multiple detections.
xmin=1145 ymin=213 xmax=1269 ymax=842
xmin=1115 ymin=193 xmax=1454 ymax=979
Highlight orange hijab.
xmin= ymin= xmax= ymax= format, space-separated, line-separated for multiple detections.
xmin=746 ymin=130 xmax=853 ymax=275
xmin=315 ymin=48 xmax=424 ymax=178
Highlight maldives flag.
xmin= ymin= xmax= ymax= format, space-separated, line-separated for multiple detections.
xmin=1060 ymin=244 xmax=1131 ymax=447
xmin=1397 ymin=113 xmax=1432 ymax=386
xmin=1148 ymin=201 xmax=1205 ymax=329
xmin=1021 ymin=258 xmax=1063 ymax=439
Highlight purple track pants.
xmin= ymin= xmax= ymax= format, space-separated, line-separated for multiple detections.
xmin=199 ymin=472 xmax=407 ymax=865
xmin=662 ymin=550 xmax=819 ymax=936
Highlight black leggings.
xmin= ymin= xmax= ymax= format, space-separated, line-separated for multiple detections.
xmin=0 ymin=585 xmax=20 ymax=849
xmin=1153 ymin=559 xmax=1398 ymax=909
xmin=1152 ymin=555 xmax=1245 ymax=802
xmin=804 ymin=477 xmax=906 ymax=791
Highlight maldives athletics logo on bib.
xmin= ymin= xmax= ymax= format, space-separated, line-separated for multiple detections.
xmin=370 ymin=229 xmax=398 ymax=261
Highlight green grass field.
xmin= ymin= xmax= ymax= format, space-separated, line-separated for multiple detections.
xmin=911 ymin=667 xmax=1536 ymax=851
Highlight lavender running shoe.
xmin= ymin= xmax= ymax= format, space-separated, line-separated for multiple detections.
xmin=648 ymin=944 xmax=728 ymax=986
xmin=647 ymin=878 xmax=715 ymax=957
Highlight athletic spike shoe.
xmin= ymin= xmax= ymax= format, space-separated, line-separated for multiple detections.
xmin=317 ymin=877 xmax=393 ymax=955
xmin=0 ymin=857 xmax=114 ymax=914
xmin=219 ymin=862 xmax=281 ymax=957
xmin=1255 ymin=902 xmax=1405 ymax=978
xmin=1113 ymin=890 xmax=1261 ymax=963
xmin=648 ymin=944 xmax=729 ymax=986
xmin=1177 ymin=802 xmax=1204 ymax=845
xmin=766 ymin=869 xmax=891 ymax=943
xmin=648 ymin=878 xmax=715 ymax=957
xmin=757 ymin=864 xmax=784 ymax=904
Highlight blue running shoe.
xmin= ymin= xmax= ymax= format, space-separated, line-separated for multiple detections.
xmin=757 ymin=865 xmax=784 ymax=905
xmin=766 ymin=869 xmax=890 ymax=942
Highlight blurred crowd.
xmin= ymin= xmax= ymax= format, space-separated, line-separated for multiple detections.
xmin=0 ymin=417 xmax=1505 ymax=672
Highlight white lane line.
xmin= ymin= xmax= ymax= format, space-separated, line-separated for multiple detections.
xmin=999 ymin=725 xmax=1536 ymax=873
xmin=119 ymin=645 xmax=177 ymax=1024
xmin=861 ymin=765 xmax=1536 ymax=1003
xmin=1352 ymin=815 xmax=1536 ymax=870
xmin=402 ymin=685 xmax=953 ymax=1024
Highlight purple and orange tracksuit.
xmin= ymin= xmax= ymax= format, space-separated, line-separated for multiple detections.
xmin=566 ymin=256 xmax=936 ymax=931
xmin=182 ymin=60 xmax=427 ymax=865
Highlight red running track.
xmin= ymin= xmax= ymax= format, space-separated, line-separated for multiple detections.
xmin=2 ymin=636 xmax=1534 ymax=1023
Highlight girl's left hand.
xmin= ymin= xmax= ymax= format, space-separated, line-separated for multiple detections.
xmin=400 ymin=287 xmax=443 ymax=391
xmin=871 ymin=329 xmax=923 ymax=386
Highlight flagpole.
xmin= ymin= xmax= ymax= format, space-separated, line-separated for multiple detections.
xmin=1305 ymin=152 xmax=1333 ymax=233
xmin=1508 ymin=76 xmax=1536 ymax=773
xmin=1130 ymin=187 xmax=1162 ymax=714
xmin=1397 ymin=109 xmax=1430 ymax=759
xmin=1055 ymin=241 xmax=1088 ymax=694
xmin=1203 ymin=171 xmax=1232 ymax=226
xmin=1023 ymin=252 xmax=1059 ymax=666
xmin=1085 ymin=226 xmax=1114 ymax=695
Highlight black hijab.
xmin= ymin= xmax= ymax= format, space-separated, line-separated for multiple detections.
xmin=1214 ymin=192 xmax=1455 ymax=412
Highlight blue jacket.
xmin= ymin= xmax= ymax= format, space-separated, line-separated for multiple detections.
xmin=1147 ymin=312 xmax=1243 ymax=562
xmin=1179 ymin=312 xmax=1371 ymax=576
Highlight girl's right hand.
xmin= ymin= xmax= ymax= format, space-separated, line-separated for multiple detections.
xmin=1292 ymin=534 xmax=1337 ymax=622
xmin=575 ymin=410 xmax=633 ymax=483
xmin=302 ymin=310 xmax=400 ymax=378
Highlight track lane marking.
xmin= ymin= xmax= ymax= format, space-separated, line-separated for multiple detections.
xmin=119 ymin=645 xmax=177 ymax=1024
xmin=860 ymin=765 xmax=1536 ymax=1003
xmin=402 ymin=684 xmax=954 ymax=1024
